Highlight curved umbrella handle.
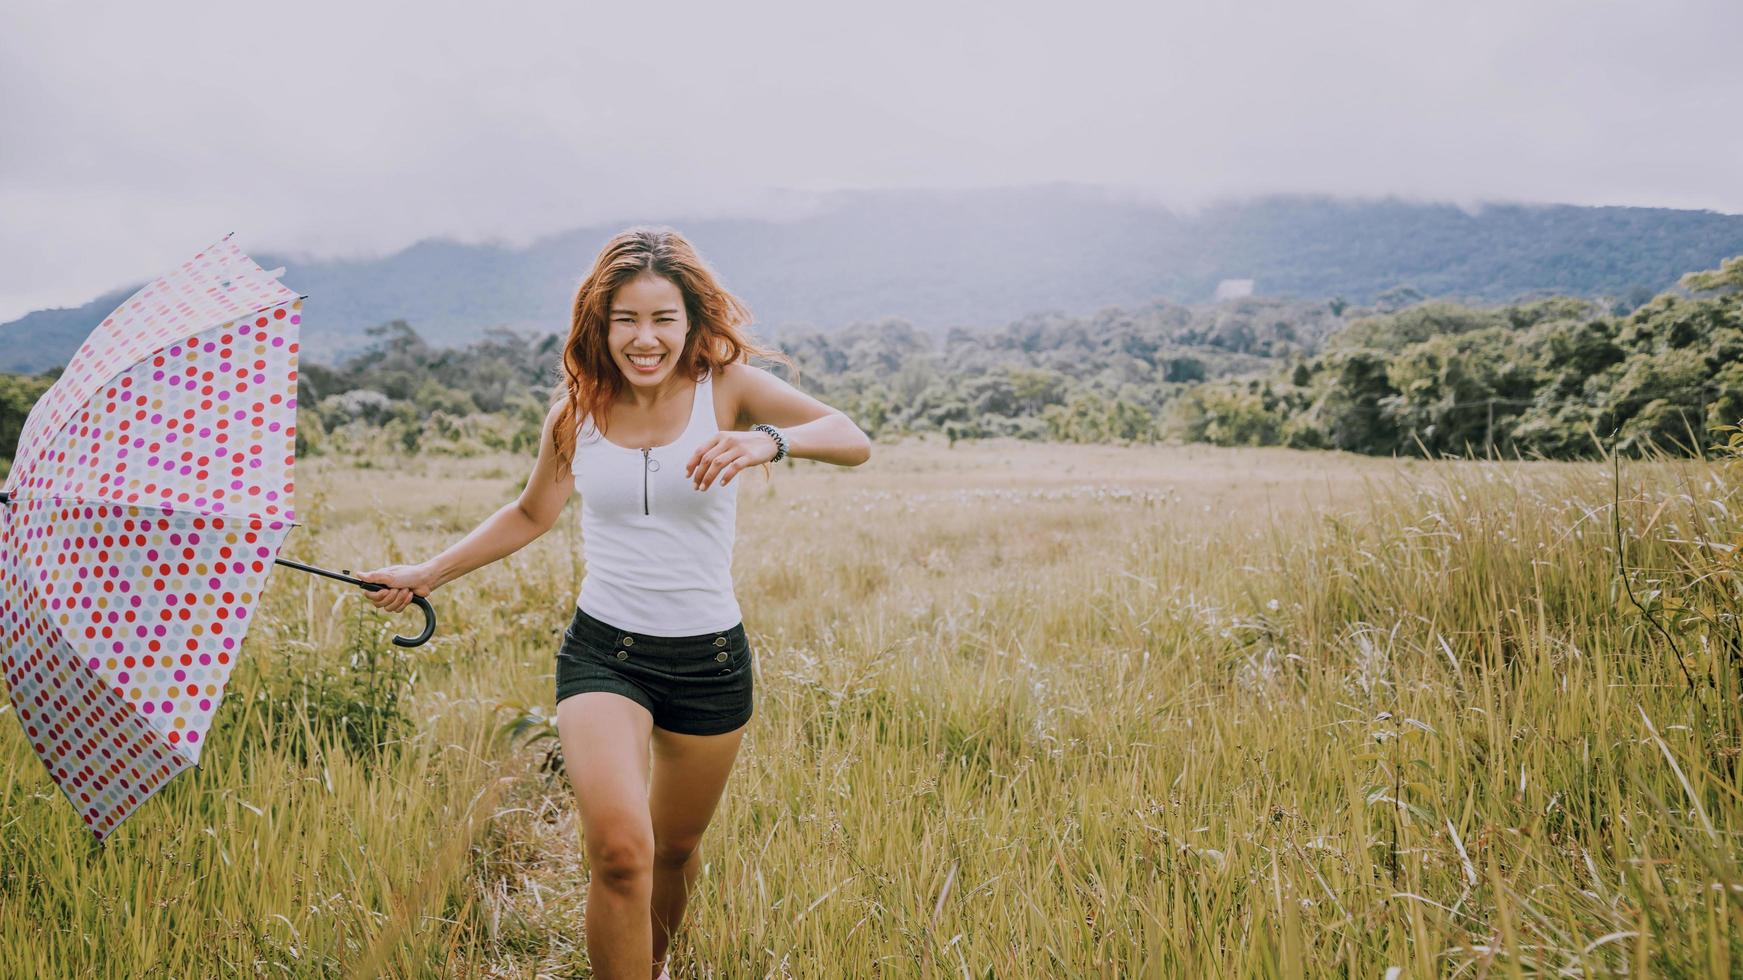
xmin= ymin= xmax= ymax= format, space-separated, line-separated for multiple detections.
xmin=353 ymin=584 xmax=438 ymax=648
xmin=272 ymin=556 xmax=439 ymax=648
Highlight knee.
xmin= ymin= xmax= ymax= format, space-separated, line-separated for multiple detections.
xmin=653 ymin=833 xmax=703 ymax=870
xmin=588 ymin=828 xmax=654 ymax=891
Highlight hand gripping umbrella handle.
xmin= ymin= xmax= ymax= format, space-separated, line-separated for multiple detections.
xmin=4 ymin=496 xmax=439 ymax=647
xmin=272 ymin=556 xmax=438 ymax=648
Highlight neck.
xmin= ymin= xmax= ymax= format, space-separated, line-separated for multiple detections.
xmin=618 ymin=371 xmax=693 ymax=412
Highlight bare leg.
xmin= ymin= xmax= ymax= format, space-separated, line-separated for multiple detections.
xmin=648 ymin=721 xmax=748 ymax=974
xmin=558 ymin=692 xmax=655 ymax=980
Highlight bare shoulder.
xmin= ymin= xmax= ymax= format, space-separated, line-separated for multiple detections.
xmin=718 ymin=358 xmax=842 ymax=430
xmin=543 ymin=395 xmax=566 ymax=424
xmin=516 ymin=394 xmax=576 ymax=532
xmin=542 ymin=395 xmax=576 ymax=464
xmin=715 ymin=359 xmax=774 ymax=430
xmin=713 ymin=359 xmax=752 ymax=430
xmin=542 ymin=394 xmax=568 ymax=436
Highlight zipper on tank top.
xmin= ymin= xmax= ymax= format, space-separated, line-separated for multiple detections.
xmin=629 ymin=373 xmax=701 ymax=516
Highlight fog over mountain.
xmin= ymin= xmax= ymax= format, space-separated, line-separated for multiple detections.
xmin=3 ymin=186 xmax=1742 ymax=373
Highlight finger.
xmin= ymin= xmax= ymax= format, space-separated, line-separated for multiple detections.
xmin=712 ymin=450 xmax=746 ymax=489
xmin=695 ymin=451 xmax=721 ymax=489
xmin=720 ymin=459 xmax=745 ymax=486
xmin=692 ymin=444 xmax=725 ymax=488
xmin=700 ymin=449 xmax=742 ymax=490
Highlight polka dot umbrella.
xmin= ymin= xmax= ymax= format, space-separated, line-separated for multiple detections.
xmin=0 ymin=234 xmax=434 ymax=843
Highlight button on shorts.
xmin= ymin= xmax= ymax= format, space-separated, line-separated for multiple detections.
xmin=554 ymin=604 xmax=754 ymax=736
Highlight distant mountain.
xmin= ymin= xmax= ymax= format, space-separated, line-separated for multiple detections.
xmin=4 ymin=187 xmax=1741 ymax=372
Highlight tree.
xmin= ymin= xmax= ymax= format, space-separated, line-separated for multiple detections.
xmin=1167 ymin=386 xmax=1281 ymax=447
xmin=1681 ymin=255 xmax=1743 ymax=294
xmin=1006 ymin=367 xmax=1067 ymax=414
xmin=1163 ymin=357 xmax=1207 ymax=384
xmin=1042 ymin=391 xmax=1111 ymax=443
xmin=1106 ymin=395 xmax=1159 ymax=444
xmin=1304 ymin=350 xmax=1399 ymax=454
xmin=1373 ymin=285 xmax=1426 ymax=313
xmin=1332 ymin=303 xmax=1506 ymax=353
xmin=1383 ymin=328 xmax=1532 ymax=455
xmin=0 ymin=372 xmax=55 ymax=461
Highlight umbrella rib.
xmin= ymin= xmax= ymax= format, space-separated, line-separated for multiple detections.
xmin=8 ymin=295 xmax=304 ymax=489
xmin=0 ymin=491 xmax=302 ymax=529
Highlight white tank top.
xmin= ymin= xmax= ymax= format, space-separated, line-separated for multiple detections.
xmin=572 ymin=369 xmax=742 ymax=635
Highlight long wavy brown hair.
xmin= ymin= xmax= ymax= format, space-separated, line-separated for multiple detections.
xmin=550 ymin=226 xmax=798 ymax=474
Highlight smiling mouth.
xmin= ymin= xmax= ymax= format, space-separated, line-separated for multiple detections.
xmin=627 ymin=353 xmax=666 ymax=368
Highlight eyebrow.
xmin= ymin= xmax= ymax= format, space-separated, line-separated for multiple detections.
xmin=610 ymin=308 xmax=680 ymax=315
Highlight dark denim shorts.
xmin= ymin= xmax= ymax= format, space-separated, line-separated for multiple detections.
xmin=554 ymin=605 xmax=754 ymax=736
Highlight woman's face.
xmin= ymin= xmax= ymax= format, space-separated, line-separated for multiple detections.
xmin=607 ymin=273 xmax=689 ymax=389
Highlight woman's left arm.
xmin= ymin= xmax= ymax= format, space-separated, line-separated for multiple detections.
xmin=767 ymin=411 xmax=872 ymax=466
xmin=686 ymin=362 xmax=872 ymax=489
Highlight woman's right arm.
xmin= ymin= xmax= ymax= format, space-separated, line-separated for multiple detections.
xmin=358 ymin=399 xmax=574 ymax=612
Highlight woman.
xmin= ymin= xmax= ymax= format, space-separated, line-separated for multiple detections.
xmin=357 ymin=227 xmax=872 ymax=979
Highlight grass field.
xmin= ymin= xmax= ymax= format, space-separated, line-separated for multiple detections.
xmin=2 ymin=438 xmax=1740 ymax=977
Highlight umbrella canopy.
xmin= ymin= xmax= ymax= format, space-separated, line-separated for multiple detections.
xmin=0 ymin=235 xmax=303 ymax=841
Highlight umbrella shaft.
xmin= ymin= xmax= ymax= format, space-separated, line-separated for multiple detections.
xmin=274 ymin=555 xmax=378 ymax=590
xmin=0 ymin=505 xmax=356 ymax=582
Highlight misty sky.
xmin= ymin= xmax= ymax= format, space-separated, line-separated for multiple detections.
xmin=2 ymin=0 xmax=1740 ymax=322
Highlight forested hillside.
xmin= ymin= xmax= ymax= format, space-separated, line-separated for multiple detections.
xmin=4 ymin=256 xmax=1738 ymax=475
xmin=4 ymin=188 xmax=1742 ymax=374
xmin=1172 ymin=277 xmax=1743 ymax=457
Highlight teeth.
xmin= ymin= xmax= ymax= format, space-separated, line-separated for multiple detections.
xmin=629 ymin=353 xmax=664 ymax=367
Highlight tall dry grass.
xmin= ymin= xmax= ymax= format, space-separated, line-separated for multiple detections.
xmin=2 ymin=439 xmax=1739 ymax=976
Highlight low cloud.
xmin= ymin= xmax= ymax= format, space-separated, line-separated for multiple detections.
xmin=2 ymin=0 xmax=1739 ymax=320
